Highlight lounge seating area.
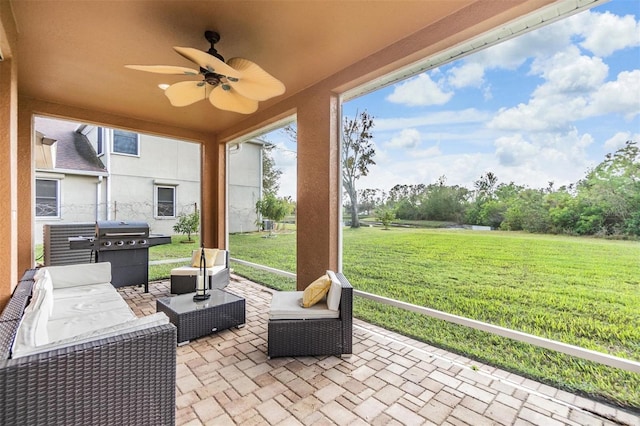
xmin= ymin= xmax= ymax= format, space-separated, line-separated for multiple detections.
xmin=0 ymin=264 xmax=176 ymax=425
xmin=1 ymin=270 xmax=634 ymax=425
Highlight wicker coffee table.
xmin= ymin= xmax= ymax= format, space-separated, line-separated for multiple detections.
xmin=156 ymin=289 xmax=245 ymax=344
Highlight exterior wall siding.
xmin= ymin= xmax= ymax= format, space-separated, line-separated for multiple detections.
xmin=228 ymin=142 xmax=262 ymax=234
xmin=33 ymin=127 xmax=202 ymax=243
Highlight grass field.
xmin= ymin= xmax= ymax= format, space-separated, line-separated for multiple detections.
xmin=229 ymin=227 xmax=640 ymax=408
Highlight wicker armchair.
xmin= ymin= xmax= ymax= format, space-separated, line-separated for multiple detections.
xmin=267 ymin=272 xmax=353 ymax=358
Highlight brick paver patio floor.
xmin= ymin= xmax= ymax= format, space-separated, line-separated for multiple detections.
xmin=118 ymin=275 xmax=640 ymax=426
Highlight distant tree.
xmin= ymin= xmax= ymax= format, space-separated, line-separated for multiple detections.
xmin=358 ymin=188 xmax=386 ymax=215
xmin=420 ymin=176 xmax=470 ymax=223
xmin=474 ymin=172 xmax=498 ymax=202
xmin=256 ymin=193 xmax=293 ymax=237
xmin=343 ymin=110 xmax=376 ymax=228
xmin=575 ymin=140 xmax=640 ymax=235
xmin=375 ymin=207 xmax=396 ymax=230
xmin=173 ymin=209 xmax=200 ymax=242
xmin=262 ymin=143 xmax=282 ymax=197
xmin=467 ymin=172 xmax=500 ymax=225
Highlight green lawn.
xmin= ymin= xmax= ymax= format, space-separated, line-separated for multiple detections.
xmin=229 ymin=227 xmax=640 ymax=408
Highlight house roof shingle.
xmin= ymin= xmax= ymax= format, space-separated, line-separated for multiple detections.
xmin=35 ymin=117 xmax=107 ymax=174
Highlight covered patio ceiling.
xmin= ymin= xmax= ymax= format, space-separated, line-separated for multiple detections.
xmin=9 ymin=0 xmax=556 ymax=137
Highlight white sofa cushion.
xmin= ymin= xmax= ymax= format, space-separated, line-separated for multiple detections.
xmin=170 ymin=265 xmax=226 ymax=277
xmin=45 ymin=262 xmax=112 ymax=289
xmin=269 ymin=291 xmax=339 ymax=320
xmin=12 ymin=312 xmax=169 ymax=358
xmin=47 ymin=307 xmax=137 ymax=343
xmin=326 ymin=270 xmax=342 ymax=311
xmin=50 ymin=286 xmax=132 ymax=320
xmin=52 ymin=282 xmax=118 ymax=299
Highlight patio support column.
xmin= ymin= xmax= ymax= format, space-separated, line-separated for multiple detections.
xmin=16 ymin=101 xmax=34 ymax=277
xmin=201 ymin=137 xmax=226 ymax=249
xmin=0 ymin=4 xmax=19 ymax=308
xmin=296 ymin=91 xmax=341 ymax=290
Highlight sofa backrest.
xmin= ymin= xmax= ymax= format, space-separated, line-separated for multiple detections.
xmin=45 ymin=262 xmax=112 ymax=288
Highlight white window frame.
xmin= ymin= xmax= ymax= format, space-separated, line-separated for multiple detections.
xmin=113 ymin=129 xmax=139 ymax=156
xmin=96 ymin=127 xmax=104 ymax=156
xmin=155 ymin=185 xmax=176 ymax=218
xmin=35 ymin=178 xmax=61 ymax=219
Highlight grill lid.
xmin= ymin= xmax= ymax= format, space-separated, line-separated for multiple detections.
xmin=96 ymin=221 xmax=149 ymax=238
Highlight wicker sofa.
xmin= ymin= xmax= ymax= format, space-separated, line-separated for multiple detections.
xmin=0 ymin=264 xmax=177 ymax=426
xmin=268 ymin=271 xmax=353 ymax=358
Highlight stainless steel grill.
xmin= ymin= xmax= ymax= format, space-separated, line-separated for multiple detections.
xmin=69 ymin=221 xmax=171 ymax=291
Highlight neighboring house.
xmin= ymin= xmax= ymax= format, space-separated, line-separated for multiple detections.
xmin=227 ymin=140 xmax=265 ymax=234
xmin=34 ymin=116 xmax=202 ymax=243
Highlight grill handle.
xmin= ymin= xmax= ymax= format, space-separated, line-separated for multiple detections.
xmin=103 ymin=232 xmax=146 ymax=237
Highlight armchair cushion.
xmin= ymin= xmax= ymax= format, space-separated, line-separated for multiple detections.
xmin=301 ymin=274 xmax=331 ymax=307
xmin=191 ymin=248 xmax=219 ymax=267
xmin=270 ymin=291 xmax=339 ymax=320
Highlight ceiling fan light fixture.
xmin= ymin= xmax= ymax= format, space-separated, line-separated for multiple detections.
xmin=125 ymin=30 xmax=285 ymax=114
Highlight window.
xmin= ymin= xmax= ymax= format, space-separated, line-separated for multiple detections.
xmin=35 ymin=179 xmax=59 ymax=217
xmin=97 ymin=127 xmax=104 ymax=155
xmin=155 ymin=186 xmax=175 ymax=217
xmin=113 ymin=129 xmax=139 ymax=155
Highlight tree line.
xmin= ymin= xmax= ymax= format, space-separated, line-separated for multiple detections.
xmin=353 ymin=141 xmax=640 ymax=237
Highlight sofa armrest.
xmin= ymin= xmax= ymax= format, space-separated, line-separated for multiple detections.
xmin=0 ymin=323 xmax=177 ymax=425
xmin=336 ymin=273 xmax=353 ymax=355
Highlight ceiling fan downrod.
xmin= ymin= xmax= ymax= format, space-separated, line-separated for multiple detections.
xmin=204 ymin=30 xmax=225 ymax=62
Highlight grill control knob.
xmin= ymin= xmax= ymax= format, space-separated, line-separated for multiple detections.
xmin=103 ymin=241 xmax=112 ymax=247
xmin=116 ymin=240 xmax=124 ymax=246
xmin=139 ymin=239 xmax=148 ymax=245
xmin=127 ymin=240 xmax=136 ymax=246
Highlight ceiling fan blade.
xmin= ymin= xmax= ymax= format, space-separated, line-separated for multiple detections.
xmin=209 ymin=86 xmax=258 ymax=114
xmin=164 ymin=81 xmax=209 ymax=107
xmin=226 ymin=58 xmax=285 ymax=101
xmin=173 ymin=47 xmax=240 ymax=78
xmin=125 ymin=65 xmax=199 ymax=75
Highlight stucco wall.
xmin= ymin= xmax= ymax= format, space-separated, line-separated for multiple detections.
xmin=34 ymin=129 xmax=202 ymax=242
xmin=228 ymin=142 xmax=262 ymax=233
xmin=34 ymin=173 xmax=101 ymax=244
xmin=108 ymin=133 xmax=201 ymax=236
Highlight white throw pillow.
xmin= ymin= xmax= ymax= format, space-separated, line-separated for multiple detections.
xmin=325 ymin=270 xmax=342 ymax=311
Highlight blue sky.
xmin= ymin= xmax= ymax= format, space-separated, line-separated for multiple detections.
xmin=269 ymin=0 xmax=640 ymax=199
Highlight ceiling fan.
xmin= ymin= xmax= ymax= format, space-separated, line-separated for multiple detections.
xmin=125 ymin=31 xmax=285 ymax=114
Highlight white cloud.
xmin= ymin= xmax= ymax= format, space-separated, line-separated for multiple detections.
xmin=447 ymin=62 xmax=485 ymax=89
xmin=531 ymin=46 xmax=608 ymax=95
xmin=587 ymin=70 xmax=640 ymax=119
xmin=488 ymin=96 xmax=588 ymax=132
xmin=604 ymin=131 xmax=640 ymax=151
xmin=494 ymin=135 xmax=538 ymax=166
xmin=487 ymin=46 xmax=640 ymax=132
xmin=386 ymin=73 xmax=453 ymax=106
xmin=376 ymin=108 xmax=490 ymax=131
xmin=572 ymin=10 xmax=640 ymax=57
xmin=386 ymin=128 xmax=422 ymax=149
